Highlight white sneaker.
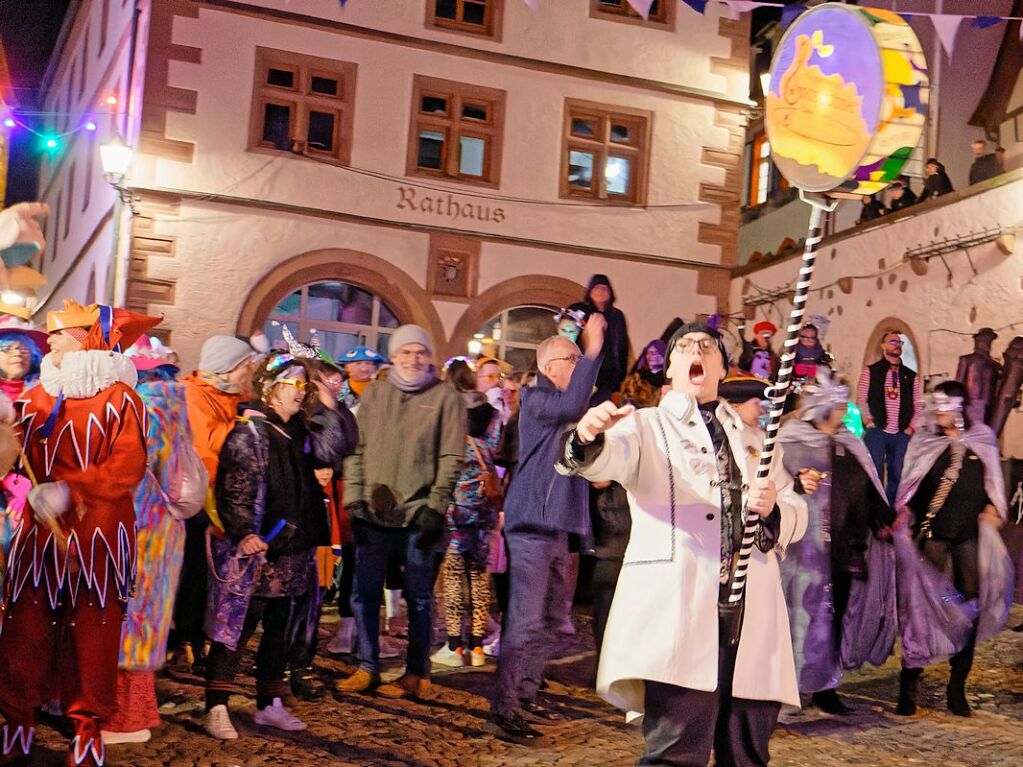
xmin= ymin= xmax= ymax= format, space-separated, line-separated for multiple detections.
xmin=431 ymin=645 xmax=466 ymax=668
xmin=101 ymin=728 xmax=151 ymax=745
xmin=326 ymin=617 xmax=356 ymax=654
xmin=379 ymin=635 xmax=402 ymax=659
xmin=204 ymin=705 xmax=239 ymax=740
xmin=253 ymin=698 xmax=307 ymax=732
xmin=483 ymin=636 xmax=500 ymax=657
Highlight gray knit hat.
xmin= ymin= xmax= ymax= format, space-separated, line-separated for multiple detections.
xmin=198 ymin=335 xmax=256 ymax=374
xmin=389 ymin=324 xmax=434 ymax=358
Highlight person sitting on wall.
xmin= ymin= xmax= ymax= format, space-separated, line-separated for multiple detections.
xmin=919 ymin=158 xmax=954 ymax=202
xmin=738 ymin=320 xmax=780 ymax=382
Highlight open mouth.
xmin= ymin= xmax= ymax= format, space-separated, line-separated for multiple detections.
xmin=688 ymin=361 xmax=705 ymax=386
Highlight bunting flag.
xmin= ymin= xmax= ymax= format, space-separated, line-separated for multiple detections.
xmin=722 ymin=1 xmax=760 ymax=20
xmin=522 ymin=0 xmax=539 ymax=9
xmin=931 ymin=14 xmax=962 ymax=59
xmin=680 ymin=0 xmax=708 ymax=14
xmin=627 ymin=0 xmax=656 ymax=20
xmin=973 ymin=16 xmax=1001 ymax=29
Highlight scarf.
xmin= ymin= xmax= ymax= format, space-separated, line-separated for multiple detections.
xmin=348 ymin=378 xmax=370 ymax=399
xmin=196 ymin=370 xmax=241 ymax=395
xmin=387 ymin=364 xmax=439 ymax=393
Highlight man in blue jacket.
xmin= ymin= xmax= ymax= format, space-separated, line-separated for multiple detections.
xmin=489 ymin=313 xmax=605 ymax=739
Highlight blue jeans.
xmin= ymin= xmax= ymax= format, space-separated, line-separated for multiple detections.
xmin=351 ymin=521 xmax=443 ymax=677
xmin=492 ymin=529 xmax=568 ymax=716
xmin=864 ymin=428 xmax=911 ymax=504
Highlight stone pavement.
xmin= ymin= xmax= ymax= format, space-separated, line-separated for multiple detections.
xmin=22 ymin=606 xmax=1023 ymax=766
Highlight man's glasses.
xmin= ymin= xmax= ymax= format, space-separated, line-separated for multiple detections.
xmin=548 ymin=354 xmax=581 ymax=366
xmin=675 ymin=338 xmax=718 ymax=353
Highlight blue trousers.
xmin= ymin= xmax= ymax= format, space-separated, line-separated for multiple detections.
xmin=493 ymin=529 xmax=568 ymax=716
xmin=864 ymin=427 xmax=911 ymax=504
xmin=351 ymin=521 xmax=442 ymax=677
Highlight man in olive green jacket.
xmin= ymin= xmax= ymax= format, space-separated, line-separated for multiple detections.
xmin=338 ymin=325 xmax=466 ymax=699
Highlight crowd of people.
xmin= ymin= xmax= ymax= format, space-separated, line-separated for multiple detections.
xmin=0 ymin=203 xmax=1016 ymax=767
xmin=856 ymin=138 xmax=1007 ymax=225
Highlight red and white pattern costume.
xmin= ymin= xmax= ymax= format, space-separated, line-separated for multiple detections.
xmin=0 ymin=349 xmax=148 ymax=765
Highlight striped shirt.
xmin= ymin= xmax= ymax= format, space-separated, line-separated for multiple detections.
xmin=856 ymin=363 xmax=923 ymax=434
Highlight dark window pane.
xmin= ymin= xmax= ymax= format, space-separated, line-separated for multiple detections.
xmin=459 ymin=136 xmax=486 ymax=177
xmin=267 ymin=68 xmax=294 ymax=88
xmin=311 ymin=76 xmax=338 ymax=96
xmin=504 ymin=306 xmax=557 ymax=344
xmin=606 ymin=156 xmax=632 ymax=196
xmin=571 ymin=118 xmax=595 ymax=138
xmin=462 ymin=102 xmax=488 ymax=121
xmin=568 ymin=150 xmax=594 ymax=190
xmin=377 ymin=334 xmax=391 ymax=359
xmin=378 ymin=300 xmax=400 ymax=328
xmin=316 ymin=330 xmax=362 ymax=360
xmin=610 ymin=122 xmax=633 ymax=143
xmin=598 ymin=0 xmax=625 ymax=8
xmin=505 ymin=347 xmax=537 ymax=375
xmin=418 ymin=129 xmax=445 ymax=169
xmin=463 ymin=1 xmax=486 ymax=25
xmin=262 ymin=103 xmax=291 ymax=150
xmin=421 ymin=96 xmax=448 ymax=114
xmin=435 ymin=0 xmax=457 ymax=20
xmin=307 ymin=110 xmax=336 ymax=152
xmin=307 ymin=281 xmax=374 ymax=325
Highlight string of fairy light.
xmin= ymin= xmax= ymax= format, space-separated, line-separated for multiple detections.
xmin=0 ymin=95 xmax=124 ymax=153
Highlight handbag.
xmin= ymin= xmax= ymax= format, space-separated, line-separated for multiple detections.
xmin=469 ymin=438 xmax=503 ymax=507
xmin=153 ymin=439 xmax=209 ymax=521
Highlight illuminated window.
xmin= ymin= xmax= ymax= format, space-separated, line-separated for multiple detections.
xmin=561 ymin=99 xmax=651 ymax=204
xmin=476 ymin=305 xmax=557 ymax=373
xmin=407 ymin=75 xmax=506 ymax=186
xmin=264 ymin=280 xmax=401 ymax=360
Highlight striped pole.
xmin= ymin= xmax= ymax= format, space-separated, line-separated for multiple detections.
xmin=728 ymin=192 xmax=837 ymax=605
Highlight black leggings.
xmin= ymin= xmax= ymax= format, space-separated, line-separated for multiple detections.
xmin=338 ymin=543 xmax=356 ymax=618
xmin=206 ymin=596 xmax=291 ymax=710
xmin=591 ymin=557 xmax=624 ymax=658
xmin=920 ymin=537 xmax=980 ymax=601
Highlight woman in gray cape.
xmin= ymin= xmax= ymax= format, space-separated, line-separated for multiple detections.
xmin=778 ymin=374 xmax=896 ymax=714
xmin=893 ymin=380 xmax=1012 ymax=717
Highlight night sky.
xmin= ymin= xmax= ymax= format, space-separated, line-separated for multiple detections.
xmin=0 ymin=0 xmax=72 ymax=204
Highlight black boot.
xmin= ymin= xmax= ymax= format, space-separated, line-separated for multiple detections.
xmin=947 ymin=640 xmax=975 ymax=718
xmin=811 ymin=688 xmax=851 ymax=714
xmin=896 ymin=667 xmax=922 ymax=716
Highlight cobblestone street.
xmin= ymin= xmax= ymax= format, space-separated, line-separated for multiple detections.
xmin=22 ymin=606 xmax=1023 ymax=766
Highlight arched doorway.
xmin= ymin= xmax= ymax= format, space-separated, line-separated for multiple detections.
xmin=475 ymin=305 xmax=562 ymax=373
xmin=861 ymin=317 xmax=923 ymax=378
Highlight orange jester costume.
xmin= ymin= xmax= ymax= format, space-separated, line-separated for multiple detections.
xmin=0 ymin=301 xmax=159 ymax=767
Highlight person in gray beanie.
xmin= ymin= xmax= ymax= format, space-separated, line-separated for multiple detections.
xmin=337 ymin=325 xmax=467 ymax=699
xmin=167 ymin=334 xmax=259 ymax=677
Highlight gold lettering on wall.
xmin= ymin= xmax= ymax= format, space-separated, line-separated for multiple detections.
xmin=397 ymin=186 xmax=506 ymax=224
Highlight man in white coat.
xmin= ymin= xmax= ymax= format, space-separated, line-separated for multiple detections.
xmin=559 ymin=322 xmax=806 ymax=767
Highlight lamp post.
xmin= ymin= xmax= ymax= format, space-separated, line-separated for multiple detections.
xmin=100 ymin=135 xmax=137 ymax=307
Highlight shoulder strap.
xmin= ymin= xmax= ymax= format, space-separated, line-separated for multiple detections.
xmin=919 ymin=441 xmax=966 ymax=539
xmin=468 ymin=436 xmax=488 ymax=472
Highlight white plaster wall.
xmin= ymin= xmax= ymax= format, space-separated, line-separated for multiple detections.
xmin=126 ymin=5 xmax=739 ymax=266
xmin=157 ymin=200 xmax=717 ymax=371
xmin=729 ymin=175 xmax=1023 ymax=455
xmin=233 ymin=0 xmax=744 ymax=99
xmin=35 ymin=0 xmax=143 ymax=317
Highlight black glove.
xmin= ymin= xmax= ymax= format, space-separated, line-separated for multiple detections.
xmin=413 ymin=507 xmax=446 ymax=551
xmin=344 ymin=500 xmax=370 ymax=520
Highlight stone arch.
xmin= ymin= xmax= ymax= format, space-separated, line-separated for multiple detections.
xmin=236 ymin=248 xmax=445 ymax=351
xmin=446 ymin=276 xmax=586 ymax=359
xmin=860 ymin=316 xmax=924 ymax=375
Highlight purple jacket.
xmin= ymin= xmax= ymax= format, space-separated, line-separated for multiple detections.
xmin=504 ymin=355 xmax=600 ymax=536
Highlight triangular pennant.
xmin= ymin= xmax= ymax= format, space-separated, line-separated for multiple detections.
xmin=627 ymin=0 xmax=656 ymax=20
xmin=680 ymin=0 xmax=708 ymax=14
xmin=972 ymin=16 xmax=1001 ymax=29
xmin=722 ymin=1 xmax=760 ymax=20
xmin=522 ymin=0 xmax=539 ymax=9
xmin=930 ymin=15 xmax=962 ymax=59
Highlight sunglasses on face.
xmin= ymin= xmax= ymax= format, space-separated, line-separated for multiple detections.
xmin=276 ymin=378 xmax=309 ymax=390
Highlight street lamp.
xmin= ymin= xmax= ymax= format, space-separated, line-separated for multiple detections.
xmin=99 ymin=135 xmax=138 ymax=213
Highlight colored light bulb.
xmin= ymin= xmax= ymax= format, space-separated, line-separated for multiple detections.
xmin=85 ymin=121 xmax=97 ymax=131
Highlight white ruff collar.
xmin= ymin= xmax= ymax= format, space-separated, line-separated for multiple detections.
xmin=40 ymin=350 xmax=138 ymax=399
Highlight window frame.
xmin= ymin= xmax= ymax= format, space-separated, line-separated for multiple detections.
xmin=560 ymin=98 xmax=652 ymax=205
xmin=406 ymin=75 xmax=506 ymax=188
xmin=589 ymin=0 xmax=676 ymax=30
xmin=248 ymin=48 xmax=358 ymax=166
xmin=426 ymin=0 xmax=504 ymax=41
xmin=746 ymin=131 xmax=788 ymax=208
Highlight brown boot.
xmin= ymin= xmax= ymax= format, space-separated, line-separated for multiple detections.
xmin=377 ymin=674 xmax=432 ymax=700
xmin=334 ymin=669 xmax=380 ymax=694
